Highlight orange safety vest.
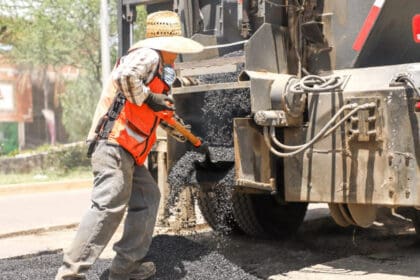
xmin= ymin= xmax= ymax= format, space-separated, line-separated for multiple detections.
xmin=108 ymin=75 xmax=170 ymax=165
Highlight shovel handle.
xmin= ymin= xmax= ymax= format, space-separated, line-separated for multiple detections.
xmin=169 ymin=119 xmax=202 ymax=147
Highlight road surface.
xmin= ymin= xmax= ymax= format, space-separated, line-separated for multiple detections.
xmin=1 ymin=186 xmax=420 ymax=279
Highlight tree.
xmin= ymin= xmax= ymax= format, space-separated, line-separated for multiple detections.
xmin=0 ymin=1 xmax=147 ymax=142
xmin=0 ymin=0 xmax=106 ymax=142
xmin=0 ymin=0 xmax=102 ymax=78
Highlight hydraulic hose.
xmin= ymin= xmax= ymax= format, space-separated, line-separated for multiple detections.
xmin=289 ymin=75 xmax=344 ymax=94
xmin=264 ymin=102 xmax=377 ymax=157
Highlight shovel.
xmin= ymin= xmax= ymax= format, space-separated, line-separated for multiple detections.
xmin=160 ymin=114 xmax=234 ymax=171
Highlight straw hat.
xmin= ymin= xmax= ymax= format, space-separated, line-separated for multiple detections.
xmin=130 ymin=11 xmax=203 ymax=54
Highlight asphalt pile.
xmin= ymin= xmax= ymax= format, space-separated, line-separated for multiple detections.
xmin=166 ymin=147 xmax=235 ymax=207
xmin=198 ymin=51 xmax=250 ymax=147
xmin=0 ymin=235 xmax=260 ymax=280
xmin=167 ymin=50 xmax=250 ymax=208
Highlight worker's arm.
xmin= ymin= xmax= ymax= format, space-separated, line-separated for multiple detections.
xmin=112 ymin=48 xmax=161 ymax=105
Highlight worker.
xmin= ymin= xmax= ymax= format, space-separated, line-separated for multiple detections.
xmin=55 ymin=11 xmax=203 ymax=280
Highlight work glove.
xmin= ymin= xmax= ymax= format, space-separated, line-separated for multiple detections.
xmin=144 ymin=93 xmax=175 ymax=112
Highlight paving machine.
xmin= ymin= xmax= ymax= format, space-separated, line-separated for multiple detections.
xmin=118 ymin=0 xmax=420 ymax=237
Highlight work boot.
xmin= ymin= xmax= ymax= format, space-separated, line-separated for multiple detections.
xmin=108 ymin=262 xmax=156 ymax=280
xmin=129 ymin=261 xmax=156 ymax=280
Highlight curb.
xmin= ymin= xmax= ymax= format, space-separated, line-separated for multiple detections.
xmin=0 ymin=223 xmax=79 ymax=239
xmin=0 ymin=178 xmax=92 ymax=196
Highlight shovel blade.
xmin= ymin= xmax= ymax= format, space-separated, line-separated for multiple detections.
xmin=193 ymin=144 xmax=234 ymax=170
xmin=194 ymin=158 xmax=234 ymax=171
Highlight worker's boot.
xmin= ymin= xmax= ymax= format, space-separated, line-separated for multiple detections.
xmin=108 ymin=262 xmax=156 ymax=280
xmin=129 ymin=261 xmax=156 ymax=280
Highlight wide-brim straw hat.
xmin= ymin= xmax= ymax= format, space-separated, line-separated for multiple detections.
xmin=129 ymin=11 xmax=203 ymax=54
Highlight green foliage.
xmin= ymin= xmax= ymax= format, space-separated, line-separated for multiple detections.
xmin=0 ymin=123 xmax=18 ymax=155
xmin=0 ymin=0 xmax=103 ymax=74
xmin=45 ymin=143 xmax=90 ymax=173
xmin=60 ymin=73 xmax=101 ymax=141
xmin=0 ymin=0 xmax=115 ymax=143
xmin=0 ymin=1 xmax=148 ymax=144
xmin=133 ymin=6 xmax=148 ymax=43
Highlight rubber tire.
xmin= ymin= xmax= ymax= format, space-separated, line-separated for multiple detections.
xmin=197 ymin=188 xmax=242 ymax=235
xmin=232 ymin=192 xmax=308 ymax=238
xmin=410 ymin=208 xmax=420 ymax=237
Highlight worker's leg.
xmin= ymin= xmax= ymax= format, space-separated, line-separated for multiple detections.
xmin=55 ymin=141 xmax=135 ymax=280
xmin=109 ymin=165 xmax=161 ymax=277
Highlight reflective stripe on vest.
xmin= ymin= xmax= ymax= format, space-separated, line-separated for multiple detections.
xmin=109 ymin=75 xmax=170 ymax=165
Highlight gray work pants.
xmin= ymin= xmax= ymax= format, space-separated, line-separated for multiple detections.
xmin=55 ymin=141 xmax=161 ymax=279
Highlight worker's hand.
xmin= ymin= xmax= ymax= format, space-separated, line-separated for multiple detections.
xmin=144 ymin=93 xmax=175 ymax=112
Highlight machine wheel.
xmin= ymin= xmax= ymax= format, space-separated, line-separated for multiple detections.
xmin=410 ymin=208 xmax=420 ymax=236
xmin=197 ymin=188 xmax=241 ymax=234
xmin=231 ymin=192 xmax=308 ymax=238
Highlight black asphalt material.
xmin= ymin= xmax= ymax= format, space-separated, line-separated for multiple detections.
xmin=0 ymin=235 xmax=260 ymax=280
xmin=167 ymin=50 xmax=249 ymax=207
xmin=198 ymin=51 xmax=250 ymax=147
xmin=167 ymin=147 xmax=235 ymax=207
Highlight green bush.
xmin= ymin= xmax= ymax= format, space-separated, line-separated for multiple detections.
xmin=60 ymin=74 xmax=101 ymax=142
xmin=0 ymin=123 xmax=18 ymax=156
xmin=45 ymin=143 xmax=90 ymax=174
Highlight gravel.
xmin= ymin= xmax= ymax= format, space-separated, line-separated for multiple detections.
xmin=166 ymin=147 xmax=235 ymax=207
xmin=198 ymin=51 xmax=251 ymax=147
xmin=0 ymin=234 xmax=260 ymax=280
xmin=166 ymin=50 xmax=250 ymax=209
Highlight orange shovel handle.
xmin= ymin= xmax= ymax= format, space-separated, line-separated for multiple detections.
xmin=170 ymin=120 xmax=202 ymax=147
xmin=157 ymin=111 xmax=202 ymax=148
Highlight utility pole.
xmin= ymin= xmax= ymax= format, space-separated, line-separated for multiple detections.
xmin=100 ymin=0 xmax=111 ymax=89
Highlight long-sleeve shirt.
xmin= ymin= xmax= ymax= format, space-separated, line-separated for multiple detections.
xmin=87 ymin=47 xmax=160 ymax=142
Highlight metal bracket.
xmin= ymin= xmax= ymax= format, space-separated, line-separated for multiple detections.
xmin=254 ymin=110 xmax=288 ymax=127
xmin=345 ymin=98 xmax=382 ymax=142
xmin=125 ymin=4 xmax=136 ymax=23
xmin=390 ymin=72 xmax=420 ymax=99
xmin=236 ymin=178 xmax=277 ymax=195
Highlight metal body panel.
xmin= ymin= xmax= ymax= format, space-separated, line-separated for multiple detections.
xmin=245 ymin=23 xmax=289 ymax=73
xmin=233 ymin=118 xmax=277 ymax=193
xmin=354 ymin=0 xmax=420 ymax=68
xmin=284 ymin=63 xmax=420 ymax=206
xmin=239 ymin=70 xmax=286 ymax=113
xmin=320 ymin=0 xmax=376 ymax=70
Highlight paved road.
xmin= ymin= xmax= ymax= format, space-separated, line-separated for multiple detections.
xmin=1 ymin=211 xmax=420 ymax=280
xmin=1 ymin=187 xmax=420 ymax=280
xmin=0 ymin=188 xmax=91 ymax=236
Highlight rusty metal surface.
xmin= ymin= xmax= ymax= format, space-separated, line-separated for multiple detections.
xmin=172 ymin=56 xmax=247 ymax=95
xmin=284 ymin=63 xmax=420 ymax=207
xmin=233 ymin=118 xmax=276 ymax=193
xmin=175 ymin=56 xmax=245 ymax=74
xmin=171 ymin=81 xmax=250 ymax=95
